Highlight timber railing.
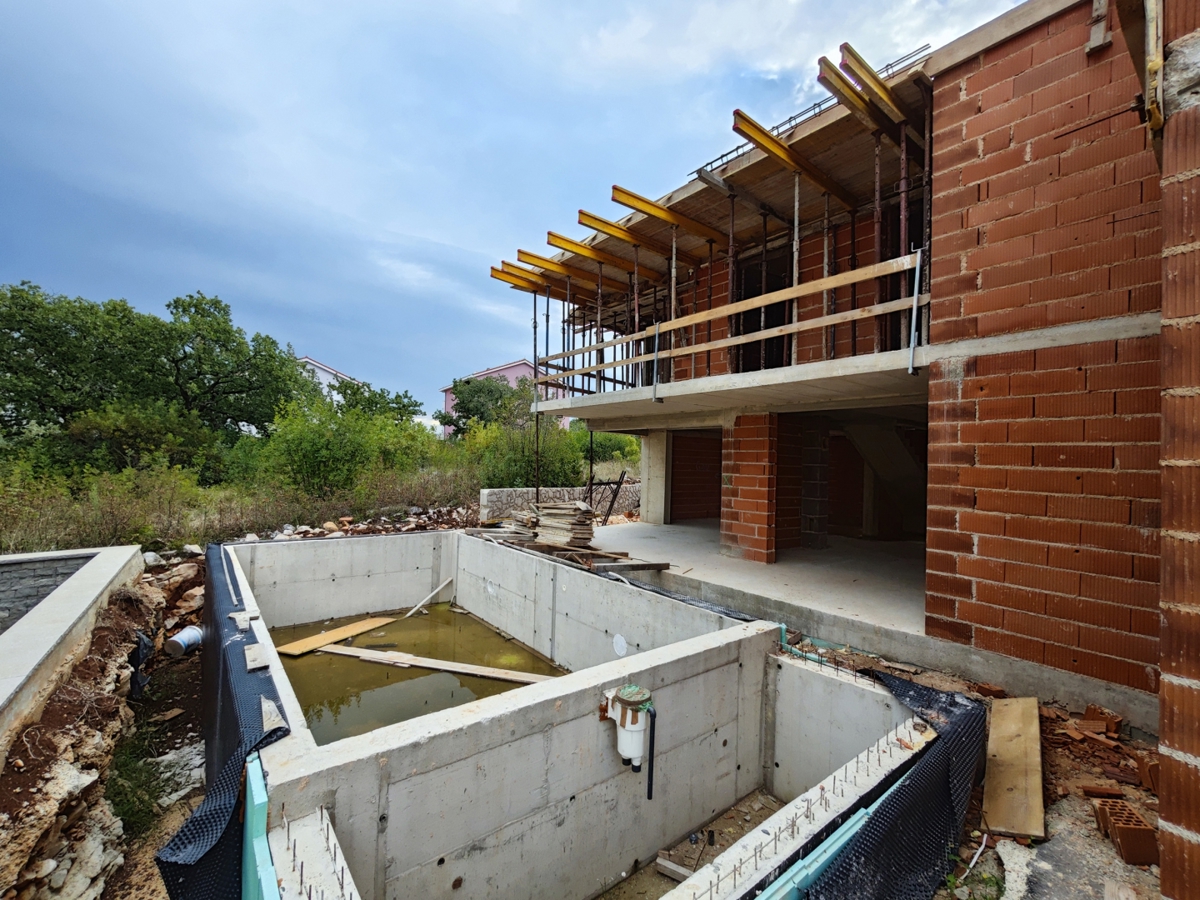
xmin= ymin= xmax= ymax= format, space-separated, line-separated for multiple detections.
xmin=535 ymin=252 xmax=928 ymax=396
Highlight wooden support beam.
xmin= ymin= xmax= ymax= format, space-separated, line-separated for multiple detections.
xmin=578 ymin=210 xmax=703 ymax=269
xmin=611 ymin=185 xmax=728 ymax=244
xmin=541 ymin=293 xmax=929 ymax=382
xmin=731 ymin=110 xmax=858 ymax=209
xmin=318 ymin=643 xmax=554 ymax=685
xmin=516 ymin=250 xmax=628 ymax=293
xmin=549 ymin=232 xmax=664 ymax=283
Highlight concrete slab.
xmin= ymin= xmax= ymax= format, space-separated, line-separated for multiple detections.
xmin=592 ymin=521 xmax=926 ymax=634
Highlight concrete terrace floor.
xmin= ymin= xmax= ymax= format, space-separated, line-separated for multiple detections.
xmin=592 ymin=519 xmax=927 ymax=634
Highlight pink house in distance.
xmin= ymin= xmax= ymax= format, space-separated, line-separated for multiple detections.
xmin=439 ymin=359 xmax=564 ymax=436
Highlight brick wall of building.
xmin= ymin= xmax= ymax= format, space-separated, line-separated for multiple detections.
xmin=923 ymin=0 xmax=1164 ymax=694
xmin=720 ymin=414 xmax=777 ymax=562
xmin=925 ymin=336 xmax=1162 ymax=692
xmin=670 ymin=431 xmax=723 ymax=520
xmin=1158 ymin=1 xmax=1200 ymax=887
xmin=777 ymin=414 xmax=805 ymax=548
xmin=930 ymin=2 xmax=1161 ymax=343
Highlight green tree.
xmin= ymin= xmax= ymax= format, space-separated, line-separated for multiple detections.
xmin=159 ymin=293 xmax=313 ymax=438
xmin=0 ymin=283 xmax=311 ymax=442
xmin=433 ymin=376 xmax=516 ymax=435
xmin=330 ymin=379 xmax=423 ymax=422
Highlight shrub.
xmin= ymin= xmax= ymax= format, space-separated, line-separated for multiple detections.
xmin=569 ymin=420 xmax=641 ymax=467
xmin=257 ymin=396 xmax=439 ymax=497
xmin=468 ymin=418 xmax=582 ymax=489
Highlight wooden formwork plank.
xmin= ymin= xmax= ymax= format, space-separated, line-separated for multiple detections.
xmin=982 ymin=696 xmax=1045 ymax=839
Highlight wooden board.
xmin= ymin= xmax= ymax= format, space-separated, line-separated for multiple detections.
xmin=982 ymin=697 xmax=1046 ymax=839
xmin=317 ymin=643 xmax=554 ymax=685
xmin=274 ymin=617 xmax=396 ymax=656
xmin=594 ymin=561 xmax=671 ymax=573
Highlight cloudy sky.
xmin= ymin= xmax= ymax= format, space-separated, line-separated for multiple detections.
xmin=0 ymin=0 xmax=1016 ymax=413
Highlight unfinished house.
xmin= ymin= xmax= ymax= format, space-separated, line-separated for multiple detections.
xmin=496 ymin=0 xmax=1198 ymax=893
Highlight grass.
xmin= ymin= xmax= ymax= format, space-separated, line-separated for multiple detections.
xmin=106 ymin=727 xmax=169 ymax=840
xmin=0 ymin=464 xmax=483 ymax=554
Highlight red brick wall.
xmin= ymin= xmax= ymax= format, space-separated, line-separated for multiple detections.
xmin=670 ymin=431 xmax=722 ymax=520
xmin=1158 ymin=2 xmax=1200 ymax=887
xmin=777 ymin=414 xmax=805 ymax=548
xmin=925 ymin=336 xmax=1162 ymax=692
xmin=721 ymin=414 xmax=777 ymax=562
xmin=930 ymin=2 xmax=1161 ymax=342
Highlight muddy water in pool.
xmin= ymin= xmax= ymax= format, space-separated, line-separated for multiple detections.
xmin=271 ymin=604 xmax=563 ymax=745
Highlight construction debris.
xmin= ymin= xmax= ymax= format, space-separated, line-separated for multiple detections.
xmin=517 ymin=501 xmax=595 ymax=547
xmin=1094 ymin=799 xmax=1159 ymax=866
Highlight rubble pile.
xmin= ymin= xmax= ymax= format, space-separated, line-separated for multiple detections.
xmin=0 ymin=583 xmax=163 ymax=900
xmin=238 ymin=505 xmax=480 ymax=543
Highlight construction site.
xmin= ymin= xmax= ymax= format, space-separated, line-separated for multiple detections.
xmin=2 ymin=0 xmax=1199 ymax=897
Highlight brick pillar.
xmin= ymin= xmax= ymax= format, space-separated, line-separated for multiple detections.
xmin=720 ymin=414 xmax=777 ymax=563
xmin=1159 ymin=6 xmax=1200 ymax=895
xmin=800 ymin=418 xmax=830 ymax=548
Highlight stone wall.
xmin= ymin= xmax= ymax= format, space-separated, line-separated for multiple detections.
xmin=0 ymin=555 xmax=90 ymax=636
xmin=478 ymin=484 xmax=640 ymax=521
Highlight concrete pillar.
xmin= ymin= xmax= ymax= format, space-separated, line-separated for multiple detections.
xmin=641 ymin=430 xmax=671 ymax=525
xmin=720 ymin=414 xmax=777 ymax=563
xmin=1158 ymin=7 xmax=1200 ymax=894
xmin=800 ymin=418 xmax=830 ymax=549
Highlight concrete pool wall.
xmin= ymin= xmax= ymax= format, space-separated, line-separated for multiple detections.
xmin=224 ymin=533 xmax=923 ymax=900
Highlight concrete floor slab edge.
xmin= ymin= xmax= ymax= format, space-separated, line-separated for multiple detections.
xmin=654 ymin=571 xmax=1159 ymax=734
xmin=0 ymin=545 xmax=143 ymax=760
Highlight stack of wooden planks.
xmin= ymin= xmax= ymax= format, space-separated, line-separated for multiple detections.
xmin=530 ymin=501 xmax=593 ymax=547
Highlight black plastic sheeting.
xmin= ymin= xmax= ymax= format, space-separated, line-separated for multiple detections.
xmin=155 ymin=544 xmax=291 ymax=900
xmin=809 ymin=672 xmax=986 ymax=900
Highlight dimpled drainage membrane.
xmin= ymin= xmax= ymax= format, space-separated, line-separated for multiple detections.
xmin=270 ymin=603 xmax=563 ymax=744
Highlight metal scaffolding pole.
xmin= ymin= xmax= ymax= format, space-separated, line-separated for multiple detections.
xmin=791 ymin=170 xmax=800 ymax=366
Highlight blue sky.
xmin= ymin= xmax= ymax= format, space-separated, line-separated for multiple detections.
xmin=0 ymin=0 xmax=1016 ymax=415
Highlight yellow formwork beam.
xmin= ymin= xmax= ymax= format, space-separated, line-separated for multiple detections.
xmin=610 ymin=185 xmax=728 ymax=245
xmin=516 ymin=250 xmax=628 ymax=292
xmin=730 ymin=110 xmax=857 ymax=209
xmin=547 ymin=231 xmax=664 ymax=283
xmin=578 ymin=210 xmax=704 ymax=269
xmin=838 ymin=43 xmax=925 ymax=149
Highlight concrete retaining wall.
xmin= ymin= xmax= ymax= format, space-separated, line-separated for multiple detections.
xmin=479 ymin=484 xmax=640 ymax=521
xmin=229 ymin=532 xmax=457 ymax=627
xmin=455 ymin=535 xmax=736 ymax=671
xmin=767 ymin=655 xmax=911 ymax=801
xmin=259 ymin=623 xmax=777 ymax=900
xmin=0 ymin=554 xmax=90 ymax=635
xmin=0 ymin=547 xmax=143 ymax=759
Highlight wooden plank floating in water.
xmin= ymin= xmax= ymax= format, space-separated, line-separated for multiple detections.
xmin=275 ymin=617 xmax=397 ymax=656
xmin=982 ymin=696 xmax=1046 ymax=839
xmin=318 ymin=643 xmax=554 ymax=685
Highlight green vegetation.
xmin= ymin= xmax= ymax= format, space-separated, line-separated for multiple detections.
xmin=106 ymin=724 xmax=170 ymax=839
xmin=0 ymin=283 xmax=641 ymax=553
